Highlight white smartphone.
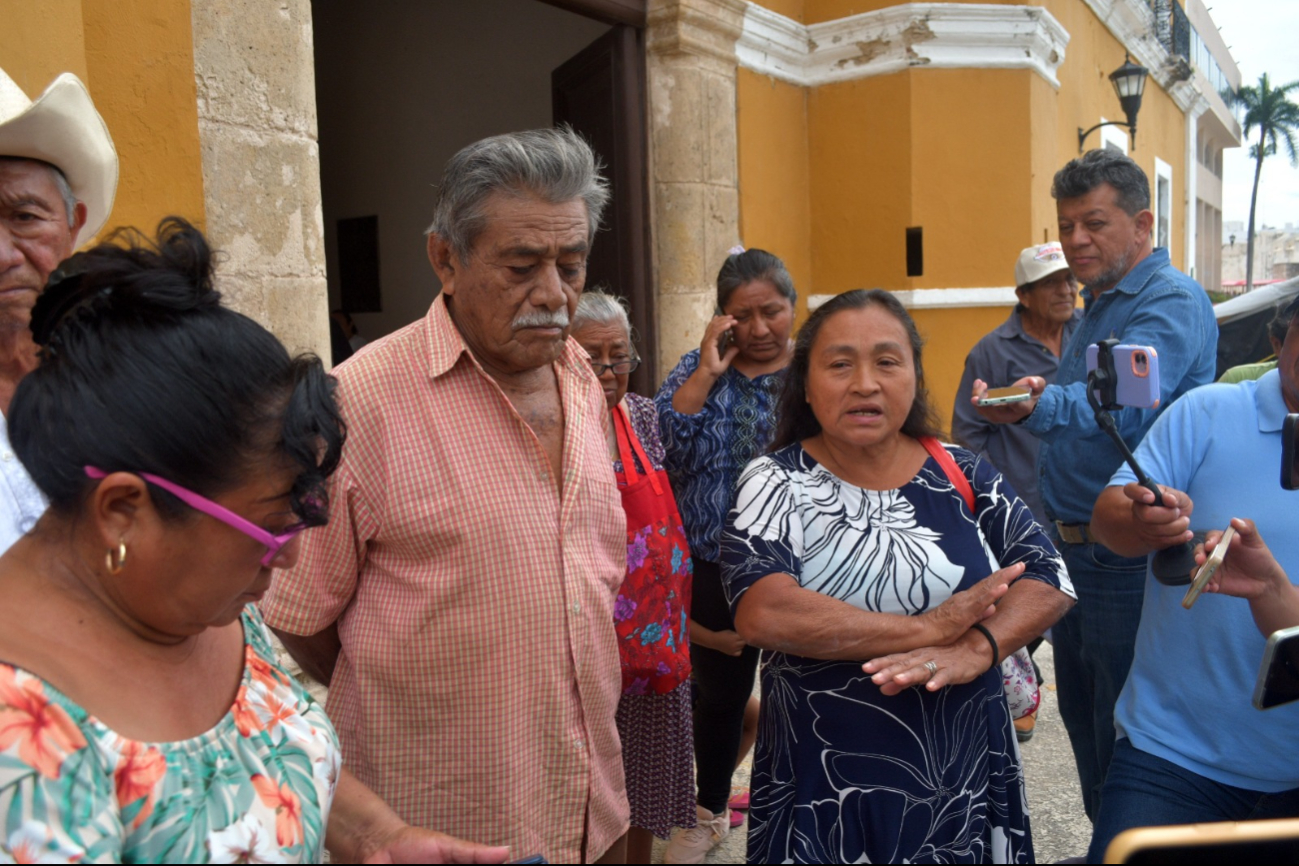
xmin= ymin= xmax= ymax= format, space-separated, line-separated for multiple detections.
xmin=1183 ymin=525 xmax=1236 ymax=609
xmin=977 ymin=386 xmax=1032 ymax=407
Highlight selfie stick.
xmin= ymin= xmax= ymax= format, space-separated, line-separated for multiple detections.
xmin=1087 ymin=341 xmax=1198 ymax=586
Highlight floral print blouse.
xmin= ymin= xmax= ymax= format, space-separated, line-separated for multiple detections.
xmin=0 ymin=606 xmax=340 ymax=863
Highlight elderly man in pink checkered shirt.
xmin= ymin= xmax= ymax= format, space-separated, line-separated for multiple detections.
xmin=261 ymin=128 xmax=630 ymax=863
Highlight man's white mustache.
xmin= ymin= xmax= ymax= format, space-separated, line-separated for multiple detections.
xmin=513 ymin=310 xmax=570 ymax=329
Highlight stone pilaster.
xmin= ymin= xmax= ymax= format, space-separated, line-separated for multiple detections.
xmin=190 ymin=0 xmax=330 ymax=362
xmin=647 ymin=0 xmax=746 ymax=380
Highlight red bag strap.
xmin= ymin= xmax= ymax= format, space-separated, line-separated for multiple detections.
xmin=613 ymin=405 xmax=663 ymax=495
xmin=920 ymin=436 xmax=975 ymax=514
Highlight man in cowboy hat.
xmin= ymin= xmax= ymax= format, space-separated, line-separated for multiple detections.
xmin=0 ymin=68 xmax=117 ymax=551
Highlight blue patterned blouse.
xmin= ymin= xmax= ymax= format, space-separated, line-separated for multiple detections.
xmin=653 ymin=349 xmax=784 ymax=563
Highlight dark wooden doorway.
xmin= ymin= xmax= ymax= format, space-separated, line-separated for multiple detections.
xmin=552 ymin=24 xmax=655 ymax=394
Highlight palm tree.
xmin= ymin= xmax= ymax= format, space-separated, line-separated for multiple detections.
xmin=1236 ymin=73 xmax=1299 ymax=291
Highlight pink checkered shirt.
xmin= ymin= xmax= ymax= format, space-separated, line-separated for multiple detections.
xmin=260 ymin=294 xmax=629 ymax=862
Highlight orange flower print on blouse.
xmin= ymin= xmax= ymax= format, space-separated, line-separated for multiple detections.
xmin=0 ymin=667 xmax=87 ymax=780
xmin=0 ymin=610 xmax=340 ymax=864
xmin=245 ymin=646 xmax=291 ymax=691
xmin=252 ymin=774 xmax=304 ymax=849
xmin=114 ymin=741 xmax=167 ymax=828
xmin=231 ymin=685 xmax=263 ymax=738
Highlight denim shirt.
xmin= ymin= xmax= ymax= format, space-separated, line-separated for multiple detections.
xmin=1023 ymin=248 xmax=1217 ymax=524
xmin=952 ymin=306 xmax=1082 ymax=525
xmin=654 ymin=349 xmax=784 ymax=563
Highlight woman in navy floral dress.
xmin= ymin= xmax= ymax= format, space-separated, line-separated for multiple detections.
xmin=722 ymin=290 xmax=1076 ymax=864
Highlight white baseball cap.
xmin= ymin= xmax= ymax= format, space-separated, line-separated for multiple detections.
xmin=1014 ymin=242 xmax=1070 ymax=288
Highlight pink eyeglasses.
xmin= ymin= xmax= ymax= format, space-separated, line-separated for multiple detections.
xmin=84 ymin=466 xmax=305 ymax=567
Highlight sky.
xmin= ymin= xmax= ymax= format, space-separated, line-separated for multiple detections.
xmin=1209 ymin=1 xmax=1299 ymax=230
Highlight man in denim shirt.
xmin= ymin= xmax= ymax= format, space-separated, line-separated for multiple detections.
xmin=971 ymin=149 xmax=1217 ymax=821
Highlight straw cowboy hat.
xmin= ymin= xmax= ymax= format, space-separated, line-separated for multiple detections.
xmin=0 ymin=68 xmax=117 ymax=239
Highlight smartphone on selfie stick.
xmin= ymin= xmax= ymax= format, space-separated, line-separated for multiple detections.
xmin=1086 ymin=339 xmax=1197 ymax=585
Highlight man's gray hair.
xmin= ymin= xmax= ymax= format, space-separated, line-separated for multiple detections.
xmin=1051 ymin=148 xmax=1150 ymax=216
xmin=572 ymin=288 xmax=632 ymax=340
xmin=0 ymin=156 xmax=78 ymax=226
xmin=426 ymin=126 xmax=610 ymax=260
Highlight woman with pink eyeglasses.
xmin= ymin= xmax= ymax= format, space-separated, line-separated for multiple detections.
xmin=0 ymin=219 xmax=507 ymax=864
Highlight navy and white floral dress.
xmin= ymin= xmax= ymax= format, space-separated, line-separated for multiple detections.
xmin=721 ymin=442 xmax=1073 ymax=864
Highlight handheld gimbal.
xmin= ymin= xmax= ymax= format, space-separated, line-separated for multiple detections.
xmin=1087 ymin=339 xmax=1197 ymax=586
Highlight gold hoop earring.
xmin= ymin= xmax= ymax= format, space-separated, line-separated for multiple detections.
xmin=106 ymin=539 xmax=127 ymax=575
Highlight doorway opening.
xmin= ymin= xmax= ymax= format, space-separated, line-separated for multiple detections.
xmin=312 ymin=0 xmax=655 ymax=390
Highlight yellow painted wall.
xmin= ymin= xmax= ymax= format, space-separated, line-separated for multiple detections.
xmin=1038 ymin=0 xmax=1188 ymax=270
xmin=912 ymin=305 xmax=1012 ymax=434
xmin=910 ymin=69 xmax=1036 ymax=290
xmin=736 ymin=0 xmax=1195 ymax=431
xmin=0 ymin=0 xmax=90 ymax=91
xmin=806 ymin=73 xmax=913 ymax=292
xmin=0 ymin=0 xmax=205 ymax=243
xmin=804 ymin=1 xmax=912 ymax=23
xmin=762 ymin=0 xmax=804 ymax=22
xmin=737 ymin=69 xmax=813 ymax=317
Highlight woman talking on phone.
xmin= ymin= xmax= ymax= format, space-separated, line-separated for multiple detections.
xmin=654 ymin=247 xmax=795 ymax=863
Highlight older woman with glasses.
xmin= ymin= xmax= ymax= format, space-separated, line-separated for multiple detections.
xmin=0 ymin=219 xmax=507 ymax=864
xmin=571 ymin=290 xmax=695 ymax=865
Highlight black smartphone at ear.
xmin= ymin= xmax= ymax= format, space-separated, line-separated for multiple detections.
xmin=714 ymin=304 xmax=733 ymax=355
xmin=1283 ymin=414 xmax=1299 ymax=491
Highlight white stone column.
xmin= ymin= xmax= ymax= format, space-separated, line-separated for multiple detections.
xmin=190 ymin=0 xmax=330 ymax=361
xmin=646 ymin=0 xmax=746 ymax=380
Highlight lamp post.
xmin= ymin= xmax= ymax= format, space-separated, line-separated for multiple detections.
xmin=1078 ymin=55 xmax=1150 ymax=153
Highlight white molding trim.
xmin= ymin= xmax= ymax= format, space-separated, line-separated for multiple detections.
xmin=808 ymin=288 xmax=1020 ymax=310
xmin=737 ymin=3 xmax=1070 ymax=89
xmin=1078 ymin=0 xmax=1204 ymax=113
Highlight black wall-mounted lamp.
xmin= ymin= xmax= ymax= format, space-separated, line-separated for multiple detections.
xmin=1078 ymin=55 xmax=1150 ymax=153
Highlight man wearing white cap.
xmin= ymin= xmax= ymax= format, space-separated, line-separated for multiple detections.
xmin=953 ymin=243 xmax=1080 ymax=744
xmin=953 ymin=242 xmax=1080 ymax=527
xmin=0 ymin=68 xmax=117 ymax=551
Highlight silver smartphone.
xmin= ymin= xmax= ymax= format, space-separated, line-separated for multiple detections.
xmin=977 ymin=386 xmax=1032 ymax=407
xmin=1183 ymin=525 xmax=1235 ymax=609
xmin=1253 ymin=624 xmax=1299 ymax=710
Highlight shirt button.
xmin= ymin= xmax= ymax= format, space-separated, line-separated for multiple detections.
xmin=574 ymin=738 xmax=586 ymax=750
xmin=571 ymin=602 xmax=581 ymax=615
xmin=1 ymin=453 xmax=11 ymax=462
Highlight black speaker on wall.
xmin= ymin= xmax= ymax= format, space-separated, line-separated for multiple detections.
xmin=338 ymin=215 xmax=381 ymax=312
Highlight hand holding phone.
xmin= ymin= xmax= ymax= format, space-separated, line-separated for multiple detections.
xmin=970 ymin=377 xmax=1044 ymax=424
xmin=977 ymin=386 xmax=1033 ymax=407
xmin=1183 ymin=524 xmax=1235 ymax=609
xmin=700 ymin=308 xmax=738 ymax=376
